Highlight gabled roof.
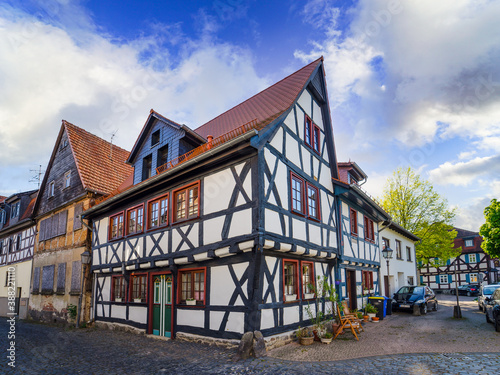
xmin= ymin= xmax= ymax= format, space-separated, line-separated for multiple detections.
xmin=64 ymin=121 xmax=133 ymax=196
xmin=127 ymin=110 xmax=206 ymax=164
xmin=194 ymin=57 xmax=324 ymax=139
xmin=454 ymin=227 xmax=479 ymax=238
xmin=0 ymin=196 xmax=6 ymax=204
xmin=385 ymin=221 xmax=420 ymax=242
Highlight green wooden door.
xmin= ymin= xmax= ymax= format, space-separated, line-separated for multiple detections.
xmin=152 ymin=275 xmax=172 ymax=337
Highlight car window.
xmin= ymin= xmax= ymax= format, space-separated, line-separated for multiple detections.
xmin=398 ymin=287 xmax=410 ymax=294
xmin=410 ymin=287 xmax=424 ymax=295
xmin=484 ymin=287 xmax=497 ymax=295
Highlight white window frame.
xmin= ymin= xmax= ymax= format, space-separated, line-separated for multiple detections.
xmin=468 ymin=254 xmax=477 ymax=263
xmin=49 ymin=181 xmax=55 ymax=197
xmin=439 ymin=274 xmax=448 ymax=284
xmin=465 ymin=239 xmax=473 ymax=247
xmin=469 ymin=273 xmax=478 ymax=283
xmin=64 ymin=171 xmax=71 ymax=189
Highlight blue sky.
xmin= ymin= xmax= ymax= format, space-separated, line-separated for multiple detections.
xmin=0 ymin=0 xmax=499 ymax=231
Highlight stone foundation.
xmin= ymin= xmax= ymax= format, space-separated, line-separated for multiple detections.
xmin=263 ymin=331 xmax=296 ymax=350
xmin=176 ymin=332 xmax=240 ymax=349
xmin=94 ymin=321 xmax=146 ymax=335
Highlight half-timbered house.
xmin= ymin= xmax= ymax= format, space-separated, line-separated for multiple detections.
xmin=29 ymin=121 xmax=132 ymax=323
xmin=0 ymin=190 xmax=38 ymax=319
xmin=420 ymin=227 xmax=499 ymax=291
xmin=335 ymin=162 xmax=390 ymax=311
xmin=83 ymin=57 xmax=342 ymax=343
xmin=379 ymin=222 xmax=419 ymax=297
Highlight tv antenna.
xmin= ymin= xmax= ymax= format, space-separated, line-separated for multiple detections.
xmin=110 ymin=129 xmax=118 ymax=160
xmin=29 ymin=165 xmax=45 ymax=189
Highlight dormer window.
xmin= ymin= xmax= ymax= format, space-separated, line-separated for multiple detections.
xmin=0 ymin=210 xmax=5 ymax=224
xmin=348 ymin=174 xmax=358 ymax=185
xmin=151 ymin=130 xmax=160 ymax=147
xmin=10 ymin=202 xmax=20 ymax=218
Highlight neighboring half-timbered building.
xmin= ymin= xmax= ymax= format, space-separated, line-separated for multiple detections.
xmin=29 ymin=121 xmax=132 ymax=323
xmin=420 ymin=227 xmax=499 ymax=291
xmin=83 ymin=57 xmax=342 ymax=342
xmin=335 ymin=162 xmax=391 ymax=311
xmin=0 ymin=190 xmax=38 ymax=319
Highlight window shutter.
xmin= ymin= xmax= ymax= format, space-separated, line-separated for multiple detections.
xmin=466 ymin=274 xmax=470 ymax=283
xmin=464 ymin=254 xmax=469 ymax=264
xmin=70 ymin=261 xmax=81 ymax=293
xmin=41 ymin=265 xmax=55 ymax=294
xmin=448 ymin=275 xmax=452 ymax=283
xmin=32 ymin=267 xmax=41 ymax=292
xmin=57 ymin=263 xmax=66 ymax=294
xmin=38 ymin=220 xmax=45 ymax=242
xmin=58 ymin=210 xmax=67 ymax=236
xmin=73 ymin=203 xmax=83 ymax=231
xmin=50 ymin=213 xmax=59 ymax=239
xmin=436 ymin=275 xmax=440 ymax=284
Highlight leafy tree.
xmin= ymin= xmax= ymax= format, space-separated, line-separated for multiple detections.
xmin=480 ymin=199 xmax=500 ymax=258
xmin=381 ymin=167 xmax=460 ymax=266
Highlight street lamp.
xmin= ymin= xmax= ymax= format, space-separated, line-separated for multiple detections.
xmin=76 ymin=250 xmax=91 ymax=328
xmin=382 ymin=246 xmax=393 ymax=297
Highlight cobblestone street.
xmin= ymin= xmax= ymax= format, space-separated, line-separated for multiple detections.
xmin=1 ymin=295 xmax=499 ymax=374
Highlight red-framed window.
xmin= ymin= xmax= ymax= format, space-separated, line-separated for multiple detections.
xmin=173 ymin=182 xmax=200 ymax=223
xmin=291 ymin=173 xmax=305 ymax=215
xmin=179 ymin=268 xmax=205 ymax=305
xmin=109 ymin=212 xmax=124 ymax=240
xmin=362 ymin=271 xmax=373 ymax=289
xmin=350 ymin=208 xmax=358 ymax=236
xmin=111 ymin=275 xmax=126 ymax=302
xmin=306 ymin=183 xmax=320 ymax=220
xmin=126 ymin=205 xmax=144 ymax=236
xmin=130 ymin=273 xmax=147 ymax=303
xmin=148 ymin=193 xmax=169 ymax=230
xmin=301 ymin=261 xmax=315 ymax=298
xmin=304 ymin=115 xmax=320 ymax=153
xmin=283 ymin=259 xmax=299 ymax=299
xmin=363 ymin=217 xmax=375 ymax=241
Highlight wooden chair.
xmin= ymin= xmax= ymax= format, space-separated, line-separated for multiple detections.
xmin=334 ymin=305 xmax=360 ymax=341
xmin=341 ymin=301 xmax=364 ymax=332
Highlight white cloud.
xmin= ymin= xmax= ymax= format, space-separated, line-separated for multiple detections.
xmin=298 ymin=0 xmax=500 ymax=149
xmin=428 ymin=155 xmax=500 ymax=186
xmin=0 ymin=4 xmax=268 ymax=193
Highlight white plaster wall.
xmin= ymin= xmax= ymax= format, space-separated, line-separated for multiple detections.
xmin=204 ymin=168 xmax=234 ymax=215
xmin=308 ymin=223 xmax=322 ymax=246
xmin=283 ymin=110 xmax=296 ymax=135
xmin=260 ymin=308 xmax=275 ymax=330
xmin=275 ymin=160 xmax=289 ymax=210
xmin=266 ymin=209 xmax=285 ymax=237
xmin=129 ymin=306 xmax=147 ymax=324
xmin=210 ymin=311 xmax=244 ymax=334
xmin=297 ymin=90 xmax=312 ymax=116
xmin=97 ymin=218 xmax=108 ymax=245
xmin=301 ymin=145 xmax=311 ymax=176
xmin=0 ymin=261 xmax=33 ymax=298
xmin=312 ymin=156 xmax=320 ymax=180
xmin=177 ymin=309 xmax=204 ymax=328
xmin=111 ymin=305 xmax=127 ymax=320
xmin=172 ymin=223 xmax=199 ymax=252
xmin=321 ymin=192 xmax=333 ymax=226
xmin=296 ymin=107 xmax=304 ymax=140
xmin=228 ymin=209 xmax=252 ymax=238
xmin=264 ymin=257 xmax=280 ymax=304
xmin=312 ymin=99 xmax=323 ymax=130
xmin=283 ymin=305 xmax=300 ymax=325
xmin=101 ymin=277 xmax=110 ymax=301
xmin=203 ymin=216 xmax=225 ymax=245
xmin=269 ymin=126 xmax=284 ymax=154
xmin=292 ymin=218 xmax=306 ymax=241
xmin=285 ymin=133 xmax=301 ymax=169
xmin=211 ymin=262 xmax=248 ymax=306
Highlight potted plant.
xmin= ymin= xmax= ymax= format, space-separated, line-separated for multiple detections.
xmin=365 ymin=303 xmax=378 ymax=320
xmin=296 ymin=326 xmax=314 ymax=346
xmin=186 ymin=298 xmax=196 ymax=306
xmin=320 ymin=331 xmax=333 ymax=344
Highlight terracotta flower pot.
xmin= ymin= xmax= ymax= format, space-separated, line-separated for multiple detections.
xmin=363 ymin=315 xmax=369 ymax=322
xmin=372 ymin=317 xmax=379 ymax=322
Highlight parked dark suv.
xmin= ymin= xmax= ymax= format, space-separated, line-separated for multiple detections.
xmin=392 ymin=286 xmax=438 ymax=315
xmin=451 ymin=284 xmax=479 ymax=296
xmin=485 ymin=288 xmax=500 ymax=332
xmin=478 ymin=284 xmax=500 ymax=312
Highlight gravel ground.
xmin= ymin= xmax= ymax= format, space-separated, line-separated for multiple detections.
xmin=267 ymin=294 xmax=500 ymax=361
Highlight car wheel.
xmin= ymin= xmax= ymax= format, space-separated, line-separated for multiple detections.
xmin=433 ymin=301 xmax=438 ymax=311
xmin=486 ymin=312 xmax=492 ymax=323
xmin=495 ymin=316 xmax=500 ymax=332
xmin=421 ymin=304 xmax=428 ymax=315
xmin=479 ymin=304 xmax=482 ymax=311
xmin=413 ymin=305 xmax=421 ymax=316
xmin=467 ymin=291 xmax=471 ymax=297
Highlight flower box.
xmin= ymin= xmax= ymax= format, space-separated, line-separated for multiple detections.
xmin=304 ymin=293 xmax=315 ymax=299
xmin=186 ymin=299 xmax=196 ymax=306
xmin=285 ymin=294 xmax=297 ymax=301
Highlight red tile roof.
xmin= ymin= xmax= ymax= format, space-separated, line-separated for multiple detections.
xmin=0 ymin=196 xmax=6 ymax=204
xmin=194 ymin=57 xmax=323 ymax=139
xmin=64 ymin=121 xmax=133 ymax=195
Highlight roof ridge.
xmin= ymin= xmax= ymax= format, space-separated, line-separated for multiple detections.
xmin=194 ymin=57 xmax=323 ymax=136
xmin=62 ymin=120 xmax=131 ymax=154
